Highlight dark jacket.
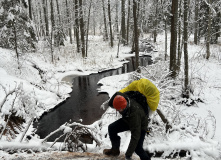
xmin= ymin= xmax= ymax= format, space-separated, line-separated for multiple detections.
xmin=109 ymin=92 xmax=149 ymax=157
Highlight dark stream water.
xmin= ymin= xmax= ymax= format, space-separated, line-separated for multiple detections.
xmin=35 ymin=56 xmax=152 ymax=141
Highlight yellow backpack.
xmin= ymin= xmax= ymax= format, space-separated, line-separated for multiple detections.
xmin=119 ymin=78 xmax=160 ymax=111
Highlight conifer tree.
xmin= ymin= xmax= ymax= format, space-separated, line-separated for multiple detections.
xmin=0 ymin=0 xmax=37 ymax=52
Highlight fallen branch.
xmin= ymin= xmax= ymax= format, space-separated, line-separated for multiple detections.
xmin=156 ymin=108 xmax=172 ymax=132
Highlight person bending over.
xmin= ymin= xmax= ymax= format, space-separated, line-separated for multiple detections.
xmin=103 ymin=78 xmax=160 ymax=160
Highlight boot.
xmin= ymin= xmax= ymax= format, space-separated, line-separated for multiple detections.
xmin=103 ymin=148 xmax=120 ymax=156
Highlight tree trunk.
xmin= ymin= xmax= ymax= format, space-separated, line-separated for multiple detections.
xmin=164 ymin=17 xmax=167 ymax=61
xmin=12 ymin=20 xmax=19 ymax=68
xmin=170 ymin=0 xmax=178 ymax=78
xmin=50 ymin=0 xmax=55 ymax=63
xmin=28 ymin=0 xmax=32 ymax=20
xmin=37 ymin=1 xmax=45 ymax=37
xmin=177 ymin=0 xmax=182 ymax=72
xmin=56 ymin=0 xmax=61 ymax=25
xmin=79 ymin=0 xmax=86 ymax=57
xmin=74 ymin=0 xmax=80 ymax=53
xmin=86 ymin=0 xmax=92 ymax=57
xmin=108 ymin=0 xmax=113 ymax=47
xmin=66 ymin=0 xmax=73 ymax=44
xmin=194 ymin=0 xmax=199 ymax=45
xmin=31 ymin=1 xmax=38 ymax=38
xmin=121 ymin=0 xmax=126 ymax=45
xmin=216 ymin=12 xmax=221 ymax=42
xmin=115 ymin=0 xmax=119 ymax=34
xmin=153 ymin=0 xmax=158 ymax=43
xmin=126 ymin=0 xmax=131 ymax=45
xmin=93 ymin=9 xmax=96 ymax=35
xmin=183 ymin=0 xmax=189 ymax=98
xmin=50 ymin=0 xmax=55 ymax=30
xmin=42 ymin=0 xmax=49 ymax=37
xmin=139 ymin=0 xmax=145 ymax=39
xmin=102 ymin=0 xmax=108 ymax=41
xmin=206 ymin=0 xmax=211 ymax=60
xmin=133 ymin=0 xmax=139 ymax=70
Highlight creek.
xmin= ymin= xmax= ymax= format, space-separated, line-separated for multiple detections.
xmin=35 ymin=56 xmax=152 ymax=141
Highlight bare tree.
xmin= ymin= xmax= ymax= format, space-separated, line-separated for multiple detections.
xmin=79 ymin=0 xmax=86 ymax=57
xmin=170 ymin=0 xmax=179 ymax=78
xmin=107 ymin=0 xmax=113 ymax=47
xmin=177 ymin=0 xmax=183 ymax=72
xmin=164 ymin=15 xmax=168 ymax=61
xmin=153 ymin=0 xmax=159 ymax=43
xmin=28 ymin=0 xmax=32 ymax=20
xmin=66 ymin=0 xmax=73 ymax=44
xmin=121 ymin=0 xmax=126 ymax=45
xmin=54 ymin=0 xmax=65 ymax=47
xmin=161 ymin=0 xmax=170 ymax=61
xmin=56 ymin=0 xmax=62 ymax=25
xmin=86 ymin=0 xmax=93 ymax=57
xmin=183 ymin=0 xmax=189 ymax=98
xmin=206 ymin=0 xmax=211 ymax=60
xmin=42 ymin=0 xmax=49 ymax=37
xmin=74 ymin=0 xmax=80 ymax=53
xmin=102 ymin=0 xmax=109 ymax=41
xmin=50 ymin=0 xmax=55 ymax=63
xmin=126 ymin=0 xmax=131 ymax=45
xmin=12 ymin=19 xmax=19 ymax=68
xmin=36 ymin=1 xmax=45 ymax=38
xmin=215 ymin=9 xmax=221 ymax=43
xmin=50 ymin=0 xmax=55 ymax=32
xmin=133 ymin=0 xmax=139 ymax=70
xmin=115 ymin=0 xmax=119 ymax=34
xmin=194 ymin=0 xmax=199 ymax=45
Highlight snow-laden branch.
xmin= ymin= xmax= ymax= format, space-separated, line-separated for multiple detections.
xmin=202 ymin=0 xmax=217 ymax=15
xmin=41 ymin=121 xmax=101 ymax=151
xmin=0 ymin=86 xmax=19 ymax=140
xmin=0 ymin=83 xmax=17 ymax=110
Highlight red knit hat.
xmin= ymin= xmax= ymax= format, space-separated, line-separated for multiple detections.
xmin=113 ymin=95 xmax=127 ymax=110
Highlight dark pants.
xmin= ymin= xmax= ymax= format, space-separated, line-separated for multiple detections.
xmin=108 ymin=118 xmax=150 ymax=160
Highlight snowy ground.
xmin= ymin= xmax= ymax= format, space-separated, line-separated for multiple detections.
xmin=0 ymin=34 xmax=221 ymax=159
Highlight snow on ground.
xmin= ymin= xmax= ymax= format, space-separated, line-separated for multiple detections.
xmin=0 ymin=34 xmax=221 ymax=159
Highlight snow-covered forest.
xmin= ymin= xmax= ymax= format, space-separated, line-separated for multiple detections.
xmin=0 ymin=0 xmax=221 ymax=159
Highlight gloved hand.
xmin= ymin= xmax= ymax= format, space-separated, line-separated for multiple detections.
xmin=125 ymin=155 xmax=133 ymax=160
xmin=101 ymin=100 xmax=109 ymax=110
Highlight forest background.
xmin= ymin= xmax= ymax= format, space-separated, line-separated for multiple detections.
xmin=0 ymin=0 xmax=221 ymax=159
